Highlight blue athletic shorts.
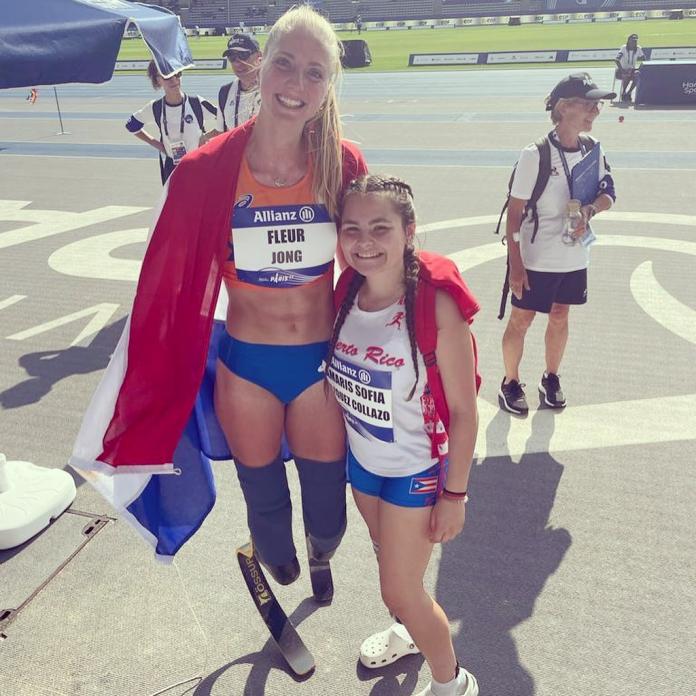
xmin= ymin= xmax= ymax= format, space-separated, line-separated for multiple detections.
xmin=217 ymin=332 xmax=328 ymax=404
xmin=347 ymin=449 xmax=444 ymax=508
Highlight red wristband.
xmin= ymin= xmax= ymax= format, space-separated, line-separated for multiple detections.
xmin=441 ymin=488 xmax=469 ymax=502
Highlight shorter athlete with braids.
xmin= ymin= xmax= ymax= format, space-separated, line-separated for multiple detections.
xmin=326 ymin=175 xmax=480 ymax=696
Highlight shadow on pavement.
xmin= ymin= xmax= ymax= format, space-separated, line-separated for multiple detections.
xmin=437 ymin=406 xmax=572 ymax=696
xmin=193 ymin=597 xmax=321 ymax=695
xmin=357 ymin=653 xmax=425 ymax=695
xmin=0 ymin=316 xmax=126 ymax=409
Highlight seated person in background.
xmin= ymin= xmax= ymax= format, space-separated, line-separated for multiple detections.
xmin=615 ymin=34 xmax=645 ymax=103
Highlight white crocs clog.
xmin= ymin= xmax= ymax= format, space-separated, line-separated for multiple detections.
xmin=359 ymin=622 xmax=420 ymax=668
xmin=0 ymin=454 xmax=76 ymax=550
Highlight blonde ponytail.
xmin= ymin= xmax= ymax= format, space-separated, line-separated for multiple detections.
xmin=306 ymin=84 xmax=344 ymax=219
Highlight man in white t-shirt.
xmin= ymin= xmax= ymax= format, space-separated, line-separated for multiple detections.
xmin=499 ymin=73 xmax=616 ymax=415
xmin=615 ymin=34 xmax=645 ymax=103
xmin=200 ymin=33 xmax=262 ymax=145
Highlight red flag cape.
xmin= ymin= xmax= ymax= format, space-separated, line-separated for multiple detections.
xmin=72 ymin=120 xmax=366 ymax=473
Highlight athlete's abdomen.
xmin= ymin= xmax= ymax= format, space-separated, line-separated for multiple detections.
xmin=225 ymin=272 xmax=334 ymax=344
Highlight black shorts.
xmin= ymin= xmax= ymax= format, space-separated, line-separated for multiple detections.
xmin=511 ymin=268 xmax=587 ymax=314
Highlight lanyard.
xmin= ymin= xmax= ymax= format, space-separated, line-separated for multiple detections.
xmin=232 ymin=82 xmax=258 ymax=127
xmin=162 ymin=95 xmax=186 ymax=138
xmin=233 ymin=82 xmax=242 ymax=127
xmin=551 ymin=131 xmax=588 ymax=196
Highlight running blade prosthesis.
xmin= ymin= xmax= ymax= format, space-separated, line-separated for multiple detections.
xmin=236 ymin=542 xmax=315 ymax=677
xmin=306 ymin=537 xmax=334 ymax=605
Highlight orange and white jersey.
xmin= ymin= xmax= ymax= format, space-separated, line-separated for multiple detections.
xmin=223 ymin=156 xmax=336 ymax=289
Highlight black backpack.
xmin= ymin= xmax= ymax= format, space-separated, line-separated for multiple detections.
xmin=152 ymin=95 xmax=206 ymax=136
xmin=218 ymin=82 xmax=233 ymax=132
xmin=152 ymin=96 xmax=207 ymax=183
xmin=495 ymin=133 xmax=594 ymax=319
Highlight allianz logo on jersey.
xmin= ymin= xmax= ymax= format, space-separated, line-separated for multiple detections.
xmin=252 ymin=206 xmax=316 ymax=223
xmin=358 ymin=369 xmax=372 ymax=385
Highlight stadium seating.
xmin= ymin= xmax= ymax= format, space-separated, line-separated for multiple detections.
xmin=619 ymin=0 xmax=694 ymax=8
xmin=136 ymin=0 xmax=696 ymax=27
xmin=438 ymin=1 xmax=525 ymax=18
xmin=186 ymin=0 xmax=228 ymax=27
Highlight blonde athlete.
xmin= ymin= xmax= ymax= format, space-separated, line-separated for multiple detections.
xmin=212 ymin=6 xmax=367 ymax=584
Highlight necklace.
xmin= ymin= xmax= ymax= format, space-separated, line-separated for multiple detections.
xmin=272 ymin=177 xmax=287 ymax=188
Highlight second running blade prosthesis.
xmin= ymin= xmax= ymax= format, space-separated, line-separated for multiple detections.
xmin=236 ymin=541 xmax=315 ymax=678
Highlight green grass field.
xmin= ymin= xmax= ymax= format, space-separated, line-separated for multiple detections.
xmin=118 ymin=20 xmax=695 ymax=72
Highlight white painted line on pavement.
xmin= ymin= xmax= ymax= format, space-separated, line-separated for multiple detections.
xmin=419 ymin=211 xmax=696 ymax=234
xmin=0 ymin=295 xmax=26 ymax=311
xmin=630 ymin=261 xmax=696 ymax=346
xmin=439 ymin=222 xmax=696 ymax=460
xmin=0 ymin=200 xmax=149 ymax=250
xmin=48 ymin=229 xmax=147 ymax=282
xmin=6 ymin=303 xmax=120 ymax=346
xmin=474 ymin=393 xmax=696 ymax=460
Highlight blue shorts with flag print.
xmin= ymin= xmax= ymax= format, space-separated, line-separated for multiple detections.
xmin=347 ymin=449 xmax=445 ymax=508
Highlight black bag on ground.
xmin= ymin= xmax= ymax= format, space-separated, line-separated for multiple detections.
xmin=341 ymin=40 xmax=372 ymax=68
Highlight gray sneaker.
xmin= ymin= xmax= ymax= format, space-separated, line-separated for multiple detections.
xmin=539 ymin=372 xmax=567 ymax=408
xmin=498 ymin=378 xmax=529 ymax=415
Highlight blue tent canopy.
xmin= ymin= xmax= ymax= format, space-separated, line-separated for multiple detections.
xmin=0 ymin=0 xmax=193 ymax=89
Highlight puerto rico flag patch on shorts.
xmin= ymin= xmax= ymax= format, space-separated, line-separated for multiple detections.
xmin=409 ymin=475 xmax=438 ymax=495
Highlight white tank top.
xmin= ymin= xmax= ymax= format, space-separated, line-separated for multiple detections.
xmin=327 ymin=297 xmax=441 ymax=477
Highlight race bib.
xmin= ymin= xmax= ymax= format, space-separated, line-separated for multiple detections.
xmin=327 ymin=355 xmax=394 ymax=443
xmin=231 ymin=203 xmax=336 ymax=287
xmin=170 ymin=140 xmax=187 ymax=165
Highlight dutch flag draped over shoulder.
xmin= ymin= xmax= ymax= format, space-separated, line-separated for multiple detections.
xmin=69 ymin=122 xmax=367 ymax=559
xmin=71 ymin=307 xmax=230 ymax=559
xmin=69 ymin=125 xmax=253 ymax=560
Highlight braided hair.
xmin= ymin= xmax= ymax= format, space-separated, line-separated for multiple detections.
xmin=325 ymin=174 xmax=421 ymax=399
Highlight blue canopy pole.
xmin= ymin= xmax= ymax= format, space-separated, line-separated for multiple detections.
xmin=53 ymin=87 xmax=69 ymax=136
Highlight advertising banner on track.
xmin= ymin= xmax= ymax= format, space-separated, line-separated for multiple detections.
xmin=410 ymin=53 xmax=479 ymax=66
xmin=116 ymin=59 xmax=225 ymax=71
xmin=487 ymin=51 xmax=557 ymax=64
xmin=567 ymin=49 xmax=619 ymax=61
xmin=650 ymin=47 xmax=696 ymax=60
